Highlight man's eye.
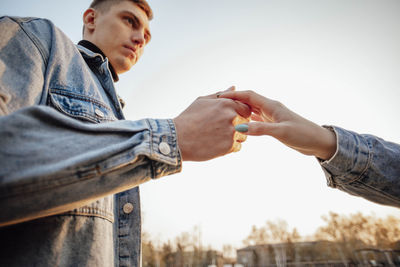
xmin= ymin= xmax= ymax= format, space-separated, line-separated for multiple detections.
xmin=124 ymin=17 xmax=137 ymax=27
xmin=125 ymin=17 xmax=134 ymax=25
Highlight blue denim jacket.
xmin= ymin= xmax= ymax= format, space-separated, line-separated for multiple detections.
xmin=0 ymin=16 xmax=182 ymax=266
xmin=320 ymin=126 xmax=400 ymax=208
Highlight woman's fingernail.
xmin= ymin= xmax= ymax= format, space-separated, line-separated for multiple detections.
xmin=235 ymin=124 xmax=249 ymax=133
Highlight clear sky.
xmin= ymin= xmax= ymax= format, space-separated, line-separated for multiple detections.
xmin=2 ymin=0 xmax=400 ymax=251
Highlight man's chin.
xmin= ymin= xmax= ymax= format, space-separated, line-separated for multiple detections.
xmin=115 ymin=62 xmax=135 ymax=74
xmin=110 ymin=56 xmax=135 ymax=73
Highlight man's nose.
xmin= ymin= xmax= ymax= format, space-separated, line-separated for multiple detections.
xmin=132 ymin=31 xmax=145 ymax=47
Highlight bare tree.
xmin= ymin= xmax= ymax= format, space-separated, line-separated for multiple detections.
xmin=314 ymin=212 xmax=400 ymax=263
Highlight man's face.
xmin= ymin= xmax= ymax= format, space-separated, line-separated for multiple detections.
xmin=85 ymin=1 xmax=151 ymax=74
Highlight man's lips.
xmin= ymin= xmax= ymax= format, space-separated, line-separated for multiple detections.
xmin=123 ymin=45 xmax=137 ymax=58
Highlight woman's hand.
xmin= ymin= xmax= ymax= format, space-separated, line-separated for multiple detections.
xmin=219 ymin=90 xmax=337 ymax=160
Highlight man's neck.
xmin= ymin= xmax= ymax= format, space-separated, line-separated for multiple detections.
xmin=78 ymin=40 xmax=119 ymax=82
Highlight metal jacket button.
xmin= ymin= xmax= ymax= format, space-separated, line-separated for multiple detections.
xmin=123 ymin=203 xmax=134 ymax=214
xmin=159 ymin=142 xmax=171 ymax=155
xmin=94 ymin=108 xmax=104 ymax=118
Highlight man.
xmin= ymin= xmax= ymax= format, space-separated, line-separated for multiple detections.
xmin=0 ymin=0 xmax=250 ymax=266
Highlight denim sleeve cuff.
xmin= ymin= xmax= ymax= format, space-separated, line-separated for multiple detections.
xmin=318 ymin=125 xmax=370 ymax=188
xmin=145 ymin=118 xmax=182 ymax=178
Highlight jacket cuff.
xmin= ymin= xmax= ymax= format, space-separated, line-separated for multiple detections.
xmin=318 ymin=126 xmax=370 ymax=188
xmin=146 ymin=118 xmax=182 ymax=178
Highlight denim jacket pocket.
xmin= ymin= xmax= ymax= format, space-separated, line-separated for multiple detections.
xmin=63 ymin=195 xmax=115 ymax=223
xmin=49 ymin=88 xmax=117 ymax=123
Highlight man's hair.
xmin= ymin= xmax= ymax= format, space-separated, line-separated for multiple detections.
xmin=89 ymin=0 xmax=153 ymax=20
xmin=83 ymin=0 xmax=153 ymax=36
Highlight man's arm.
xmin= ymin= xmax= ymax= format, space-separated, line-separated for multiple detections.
xmin=219 ymin=90 xmax=400 ymax=208
xmin=0 ymin=16 xmax=251 ymax=226
xmin=0 ymin=105 xmax=182 ymax=226
xmin=0 ymin=94 xmax=250 ymax=227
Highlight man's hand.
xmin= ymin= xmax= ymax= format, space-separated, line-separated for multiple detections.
xmin=219 ymin=90 xmax=337 ymax=160
xmin=173 ymin=87 xmax=251 ymax=161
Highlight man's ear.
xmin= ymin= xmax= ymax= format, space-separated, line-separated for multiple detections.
xmin=83 ymin=8 xmax=97 ymax=35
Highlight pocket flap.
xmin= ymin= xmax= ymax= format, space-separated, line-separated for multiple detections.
xmin=49 ymin=89 xmax=117 ymax=123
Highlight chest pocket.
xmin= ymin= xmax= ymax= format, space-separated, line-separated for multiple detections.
xmin=49 ymin=88 xmax=117 ymax=123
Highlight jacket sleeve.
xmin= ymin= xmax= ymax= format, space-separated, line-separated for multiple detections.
xmin=319 ymin=126 xmax=400 ymax=208
xmin=0 ymin=17 xmax=182 ymax=226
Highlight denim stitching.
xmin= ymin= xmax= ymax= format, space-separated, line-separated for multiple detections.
xmin=11 ymin=17 xmax=49 ymax=66
xmin=49 ymin=89 xmax=117 ymax=123
xmin=50 ymin=88 xmax=112 ymax=111
xmin=57 ymin=213 xmax=114 ymax=223
xmin=64 ymin=207 xmax=114 ymax=223
xmin=49 ymin=94 xmax=100 ymax=124
xmin=357 ymin=180 xmax=400 ymax=204
xmin=335 ymin=135 xmax=372 ymax=185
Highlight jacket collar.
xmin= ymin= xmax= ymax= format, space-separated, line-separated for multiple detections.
xmin=77 ymin=40 xmax=119 ymax=82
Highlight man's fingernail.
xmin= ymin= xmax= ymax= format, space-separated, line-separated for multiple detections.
xmin=235 ymin=124 xmax=249 ymax=132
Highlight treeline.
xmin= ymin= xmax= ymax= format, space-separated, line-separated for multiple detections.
xmin=142 ymin=212 xmax=400 ymax=267
xmin=241 ymin=212 xmax=400 ymax=264
xmin=142 ymin=226 xmax=221 ymax=267
xmin=243 ymin=212 xmax=399 ymax=247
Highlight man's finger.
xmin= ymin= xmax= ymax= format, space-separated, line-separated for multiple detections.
xmin=206 ymin=86 xmax=236 ymax=99
xmin=232 ymin=115 xmax=249 ymax=126
xmin=233 ymin=101 xmax=251 ymax=118
xmin=230 ymin=141 xmax=242 ymax=153
xmin=234 ymin=131 xmax=247 ymax=143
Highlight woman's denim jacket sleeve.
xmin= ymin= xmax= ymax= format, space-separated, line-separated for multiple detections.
xmin=0 ymin=16 xmax=182 ymax=227
xmin=319 ymin=126 xmax=400 ymax=208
